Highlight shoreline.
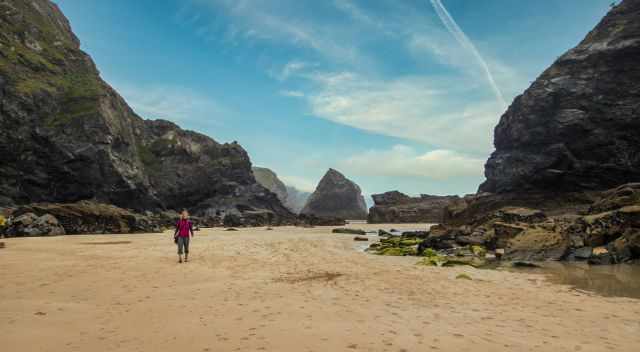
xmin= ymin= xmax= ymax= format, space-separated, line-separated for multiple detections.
xmin=2 ymin=225 xmax=639 ymax=351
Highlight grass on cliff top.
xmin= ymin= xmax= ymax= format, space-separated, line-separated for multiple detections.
xmin=0 ymin=1 xmax=103 ymax=128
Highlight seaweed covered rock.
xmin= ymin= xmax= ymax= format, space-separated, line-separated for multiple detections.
xmin=5 ymin=212 xmax=65 ymax=236
xmin=9 ymin=201 xmax=162 ymax=235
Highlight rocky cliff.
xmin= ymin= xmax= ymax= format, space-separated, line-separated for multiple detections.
xmin=253 ymin=167 xmax=288 ymax=203
xmin=368 ymin=191 xmax=462 ymax=223
xmin=252 ymin=167 xmax=311 ymax=213
xmin=480 ymin=0 xmax=640 ymax=194
xmin=301 ymin=168 xmax=367 ymax=220
xmin=0 ymin=0 xmax=292 ymax=223
xmin=284 ymin=185 xmax=310 ymax=214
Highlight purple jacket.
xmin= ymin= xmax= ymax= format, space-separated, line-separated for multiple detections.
xmin=174 ymin=219 xmax=194 ymax=238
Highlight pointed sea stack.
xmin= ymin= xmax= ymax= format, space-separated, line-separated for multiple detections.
xmin=301 ymin=169 xmax=367 ymax=220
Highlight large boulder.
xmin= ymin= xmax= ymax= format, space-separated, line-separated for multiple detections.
xmin=368 ymin=191 xmax=462 ymax=223
xmin=480 ymin=0 xmax=640 ymax=195
xmin=590 ymin=183 xmax=640 ymax=213
xmin=301 ymin=169 xmax=367 ymax=220
xmin=0 ymin=0 xmax=293 ymax=224
xmin=5 ymin=212 xmax=65 ymax=236
xmin=503 ymin=227 xmax=570 ymax=261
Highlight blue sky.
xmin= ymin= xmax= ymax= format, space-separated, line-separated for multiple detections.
xmin=55 ymin=0 xmax=612 ymax=199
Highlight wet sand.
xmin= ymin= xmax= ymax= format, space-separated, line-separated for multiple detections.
xmin=1 ymin=224 xmax=639 ymax=351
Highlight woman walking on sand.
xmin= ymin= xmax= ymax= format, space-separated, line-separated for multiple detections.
xmin=174 ymin=210 xmax=194 ymax=263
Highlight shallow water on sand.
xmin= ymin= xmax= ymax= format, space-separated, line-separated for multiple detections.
xmin=507 ymin=262 xmax=640 ymax=299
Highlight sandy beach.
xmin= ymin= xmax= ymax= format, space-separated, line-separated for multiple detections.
xmin=1 ymin=224 xmax=639 ymax=352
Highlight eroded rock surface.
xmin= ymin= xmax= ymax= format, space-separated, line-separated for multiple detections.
xmin=301 ymin=169 xmax=367 ymax=220
xmin=0 ymin=0 xmax=292 ymax=225
xmin=368 ymin=191 xmax=462 ymax=223
xmin=480 ymin=0 xmax=640 ymax=194
xmin=9 ymin=201 xmax=164 ymax=235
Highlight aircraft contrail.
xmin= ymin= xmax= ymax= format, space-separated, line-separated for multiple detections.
xmin=429 ymin=0 xmax=506 ymax=107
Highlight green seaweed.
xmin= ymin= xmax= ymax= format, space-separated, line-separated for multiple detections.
xmin=416 ymin=255 xmax=448 ymax=267
xmin=470 ymin=245 xmax=487 ymax=257
xmin=378 ymin=247 xmax=417 ymax=256
xmin=422 ymin=248 xmax=439 ymax=258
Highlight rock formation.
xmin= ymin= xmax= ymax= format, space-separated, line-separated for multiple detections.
xmin=284 ymin=186 xmax=311 ymax=214
xmin=6 ymin=201 xmax=164 ymax=235
xmin=368 ymin=191 xmax=462 ymax=223
xmin=301 ymin=169 xmax=367 ymax=220
xmin=252 ymin=167 xmax=288 ymax=204
xmin=252 ymin=167 xmax=311 ymax=213
xmin=368 ymin=184 xmax=640 ymax=264
xmin=0 ymin=0 xmax=293 ymax=224
xmin=422 ymin=2 xmax=640 ymax=264
xmin=445 ymin=1 xmax=640 ymax=226
xmin=480 ymin=0 xmax=640 ymax=194
xmin=5 ymin=212 xmax=66 ymax=236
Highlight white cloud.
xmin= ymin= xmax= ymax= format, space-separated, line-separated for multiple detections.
xmin=333 ymin=0 xmax=388 ymax=33
xmin=197 ymin=0 xmax=367 ymax=65
xmin=340 ymin=145 xmax=484 ymax=180
xmin=111 ymin=81 xmax=227 ymax=125
xmin=279 ymin=175 xmax=317 ymax=192
xmin=280 ymin=90 xmax=305 ymax=98
xmin=300 ymin=71 xmax=502 ymax=153
xmin=407 ymin=31 xmax=526 ymax=102
xmin=186 ymin=0 xmax=529 ymax=177
xmin=271 ymin=60 xmax=316 ymax=81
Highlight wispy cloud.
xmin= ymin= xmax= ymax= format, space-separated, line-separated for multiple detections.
xmin=340 ymin=145 xmax=484 ymax=180
xmin=111 ymin=81 xmax=228 ymax=126
xmin=279 ymin=90 xmax=305 ymax=98
xmin=195 ymin=0 xmax=368 ymax=65
xmin=279 ymin=175 xmax=317 ymax=192
xmin=270 ymin=60 xmax=316 ymax=81
xmin=186 ymin=0 xmax=526 ymax=177
xmin=291 ymin=70 xmax=502 ymax=153
xmin=333 ymin=0 xmax=390 ymax=34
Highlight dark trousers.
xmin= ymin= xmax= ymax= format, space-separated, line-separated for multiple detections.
xmin=177 ymin=236 xmax=190 ymax=255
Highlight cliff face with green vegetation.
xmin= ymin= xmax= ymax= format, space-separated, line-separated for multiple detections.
xmin=0 ymin=0 xmax=292 ymax=221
